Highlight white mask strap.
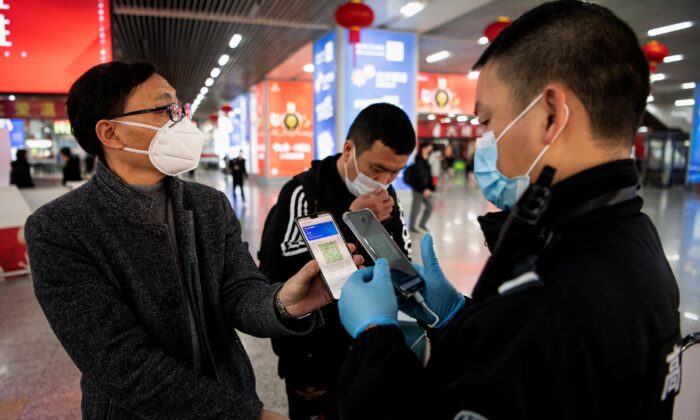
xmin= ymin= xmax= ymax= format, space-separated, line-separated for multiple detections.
xmin=122 ymin=147 xmax=150 ymax=155
xmin=525 ymin=104 xmax=570 ymax=177
xmin=496 ymin=93 xmax=544 ymax=143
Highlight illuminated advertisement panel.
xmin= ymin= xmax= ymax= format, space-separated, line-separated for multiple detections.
xmin=0 ymin=0 xmax=112 ymax=94
xmin=313 ymin=31 xmax=336 ymax=159
xmin=417 ymin=73 xmax=477 ymax=116
xmin=267 ymin=81 xmax=314 ymax=177
xmin=342 ymin=29 xmax=416 ymax=136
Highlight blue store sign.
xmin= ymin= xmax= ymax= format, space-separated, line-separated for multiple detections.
xmin=313 ymin=31 xmax=337 ymax=159
xmin=688 ymin=85 xmax=700 ymax=183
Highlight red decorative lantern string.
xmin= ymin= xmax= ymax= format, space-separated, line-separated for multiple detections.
xmin=335 ymin=0 xmax=374 ymax=65
xmin=209 ymin=114 xmax=218 ymax=125
xmin=221 ymin=105 xmax=233 ymax=114
xmin=642 ymin=40 xmax=669 ymax=73
xmin=484 ymin=16 xmax=510 ymax=43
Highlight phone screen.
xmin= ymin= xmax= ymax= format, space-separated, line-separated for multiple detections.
xmin=296 ymin=213 xmax=357 ymax=299
xmin=343 ymin=209 xmax=424 ymax=297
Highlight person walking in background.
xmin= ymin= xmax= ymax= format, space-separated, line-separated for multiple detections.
xmin=60 ymin=147 xmax=82 ymax=185
xmin=409 ymin=142 xmax=435 ymax=233
xmin=10 ymin=149 xmax=34 ymax=188
xmin=229 ymin=151 xmax=247 ymax=203
xmin=428 ymin=146 xmax=442 ymax=188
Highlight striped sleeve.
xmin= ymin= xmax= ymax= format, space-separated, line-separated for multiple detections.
xmin=280 ymin=185 xmax=309 ymax=257
xmin=397 ymin=197 xmax=412 ymax=258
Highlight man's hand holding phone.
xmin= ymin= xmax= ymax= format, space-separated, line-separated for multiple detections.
xmin=278 ymin=243 xmax=364 ymax=318
xmin=349 ymin=187 xmax=394 ymax=221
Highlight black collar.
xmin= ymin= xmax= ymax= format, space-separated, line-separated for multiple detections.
xmin=479 ymin=159 xmax=641 ymax=250
xmin=92 ymin=160 xmax=185 ymax=223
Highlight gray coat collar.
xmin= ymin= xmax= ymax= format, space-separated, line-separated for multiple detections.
xmin=92 ymin=160 xmax=186 ymax=223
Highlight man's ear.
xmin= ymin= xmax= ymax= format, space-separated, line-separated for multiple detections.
xmin=542 ymin=84 xmax=569 ymax=146
xmin=341 ymin=140 xmax=354 ymax=160
xmin=95 ymin=120 xmax=125 ymax=151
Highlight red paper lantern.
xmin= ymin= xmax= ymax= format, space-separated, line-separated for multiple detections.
xmin=335 ymin=0 xmax=374 ymax=44
xmin=209 ymin=114 xmax=218 ymax=125
xmin=221 ymin=105 xmax=233 ymax=114
xmin=642 ymin=40 xmax=669 ymax=73
xmin=484 ymin=16 xmax=510 ymax=42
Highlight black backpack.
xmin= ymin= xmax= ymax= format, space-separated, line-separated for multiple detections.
xmin=403 ymin=164 xmax=417 ymax=188
xmin=258 ymin=162 xmax=321 ymax=282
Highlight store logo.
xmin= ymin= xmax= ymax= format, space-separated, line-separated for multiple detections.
xmin=283 ymin=102 xmax=301 ymax=132
xmin=435 ymin=90 xmax=450 ymax=108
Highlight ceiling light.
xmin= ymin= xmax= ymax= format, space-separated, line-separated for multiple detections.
xmin=200 ymin=87 xmax=209 ymax=95
xmin=427 ymin=114 xmax=436 ymax=121
xmin=663 ymin=54 xmax=683 ymax=63
xmin=647 ymin=95 xmax=654 ymax=103
xmin=682 ymin=82 xmax=696 ymax=90
xmin=210 ymin=67 xmax=221 ymax=78
xmin=468 ymin=71 xmax=479 ymax=80
xmin=303 ymin=63 xmax=315 ymax=73
xmin=426 ymin=50 xmax=450 ymax=63
xmin=229 ymin=34 xmax=243 ymax=49
xmin=470 ymin=118 xmax=479 ymax=125
xmin=196 ymin=93 xmax=204 ymax=100
xmin=638 ymin=126 xmax=648 ymax=133
xmin=684 ymin=312 xmax=699 ymax=321
xmin=457 ymin=115 xmax=469 ymax=122
xmin=8 ymin=94 xmax=15 ymax=101
xmin=478 ymin=36 xmax=489 ymax=45
xmin=205 ymin=78 xmax=214 ymax=87
xmin=218 ymin=54 xmax=230 ymax=66
xmin=650 ymin=73 xmax=665 ymax=82
xmin=675 ymin=98 xmax=695 ymax=107
xmin=648 ymin=21 xmax=693 ymax=37
xmin=400 ymin=2 xmax=425 ymax=18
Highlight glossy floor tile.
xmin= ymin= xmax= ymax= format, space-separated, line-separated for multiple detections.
xmin=1 ymin=168 xmax=698 ymax=418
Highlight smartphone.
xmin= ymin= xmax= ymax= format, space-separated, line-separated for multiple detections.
xmin=296 ymin=212 xmax=357 ymax=300
xmin=343 ymin=209 xmax=425 ymax=298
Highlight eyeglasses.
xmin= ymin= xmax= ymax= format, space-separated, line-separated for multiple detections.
xmin=108 ymin=102 xmax=185 ymax=122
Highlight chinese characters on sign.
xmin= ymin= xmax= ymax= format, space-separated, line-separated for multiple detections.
xmin=267 ymin=81 xmax=314 ymax=177
xmin=313 ymin=31 xmax=336 ymax=159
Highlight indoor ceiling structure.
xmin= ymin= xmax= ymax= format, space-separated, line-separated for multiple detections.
xmin=111 ymin=0 xmax=700 ymax=130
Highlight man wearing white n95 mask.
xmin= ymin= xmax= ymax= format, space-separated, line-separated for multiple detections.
xmin=24 ymin=62 xmax=362 ymax=420
xmin=335 ymin=2 xmax=680 ymax=419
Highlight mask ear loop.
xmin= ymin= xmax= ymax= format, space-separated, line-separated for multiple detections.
xmin=495 ymin=93 xmax=544 ymax=143
xmin=525 ymin=104 xmax=570 ymax=177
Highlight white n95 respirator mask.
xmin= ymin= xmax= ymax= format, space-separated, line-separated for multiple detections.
xmin=111 ymin=117 xmax=205 ymax=176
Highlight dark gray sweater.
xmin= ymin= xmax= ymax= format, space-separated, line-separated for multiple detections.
xmin=25 ymin=161 xmax=321 ymax=419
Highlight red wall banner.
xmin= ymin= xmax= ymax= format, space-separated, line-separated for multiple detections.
xmin=0 ymin=98 xmax=68 ymax=118
xmin=0 ymin=0 xmax=113 ymax=94
xmin=417 ymin=73 xmax=477 ymax=115
xmin=266 ymin=81 xmax=313 ymax=177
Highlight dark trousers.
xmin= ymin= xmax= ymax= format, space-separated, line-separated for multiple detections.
xmin=232 ymin=179 xmax=245 ymax=201
xmin=410 ymin=190 xmax=433 ymax=230
xmin=284 ymin=376 xmax=339 ymax=420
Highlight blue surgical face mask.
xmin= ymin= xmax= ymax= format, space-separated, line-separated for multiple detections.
xmin=474 ymin=93 xmax=569 ymax=210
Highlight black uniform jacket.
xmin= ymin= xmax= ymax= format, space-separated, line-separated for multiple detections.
xmin=337 ymin=159 xmax=681 ymax=420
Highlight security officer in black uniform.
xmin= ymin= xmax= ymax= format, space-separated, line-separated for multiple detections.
xmin=334 ymin=2 xmax=681 ymax=419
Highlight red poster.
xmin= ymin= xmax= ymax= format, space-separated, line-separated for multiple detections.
xmin=0 ymin=226 xmax=28 ymax=273
xmin=266 ymin=81 xmax=313 ymax=177
xmin=418 ymin=121 xmax=483 ymax=139
xmin=0 ymin=0 xmax=112 ymax=94
xmin=254 ymin=82 xmax=266 ymax=176
xmin=417 ymin=73 xmax=477 ymax=115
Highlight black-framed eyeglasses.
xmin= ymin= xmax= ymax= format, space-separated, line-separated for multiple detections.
xmin=108 ymin=102 xmax=185 ymax=122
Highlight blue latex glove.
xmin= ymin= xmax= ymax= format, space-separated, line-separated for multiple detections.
xmin=400 ymin=234 xmax=465 ymax=328
xmin=339 ymin=259 xmax=399 ymax=338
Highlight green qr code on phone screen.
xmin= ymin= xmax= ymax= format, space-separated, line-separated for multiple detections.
xmin=319 ymin=241 xmax=343 ymax=265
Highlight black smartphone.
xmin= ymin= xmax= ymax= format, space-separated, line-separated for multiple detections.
xmin=296 ymin=212 xmax=358 ymax=300
xmin=343 ymin=209 xmax=425 ymax=298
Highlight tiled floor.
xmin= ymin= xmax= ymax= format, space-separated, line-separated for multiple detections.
xmin=1 ymin=169 xmax=698 ymax=419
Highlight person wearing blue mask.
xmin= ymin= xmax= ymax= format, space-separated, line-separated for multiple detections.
xmin=335 ymin=2 xmax=680 ymax=419
xmin=259 ymin=103 xmax=415 ymax=419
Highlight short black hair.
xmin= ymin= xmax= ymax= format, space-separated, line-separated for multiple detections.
xmin=346 ymin=103 xmax=416 ymax=155
xmin=473 ymin=1 xmax=649 ymax=146
xmin=66 ymin=61 xmax=157 ymax=159
xmin=59 ymin=147 xmax=72 ymax=157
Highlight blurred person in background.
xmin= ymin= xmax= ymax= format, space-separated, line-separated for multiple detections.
xmin=229 ymin=150 xmax=248 ymax=203
xmin=60 ymin=146 xmax=82 ymax=185
xmin=408 ymin=142 xmax=435 ymax=233
xmin=10 ymin=149 xmax=34 ymax=188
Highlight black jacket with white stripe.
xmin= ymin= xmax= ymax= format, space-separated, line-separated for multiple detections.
xmin=267 ymin=153 xmax=411 ymax=382
xmin=337 ymin=160 xmax=680 ymax=419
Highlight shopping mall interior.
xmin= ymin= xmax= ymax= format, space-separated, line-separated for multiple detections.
xmin=1 ymin=0 xmax=700 ymax=419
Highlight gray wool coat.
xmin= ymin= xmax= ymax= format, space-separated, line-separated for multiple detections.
xmin=25 ymin=161 xmax=322 ymax=420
